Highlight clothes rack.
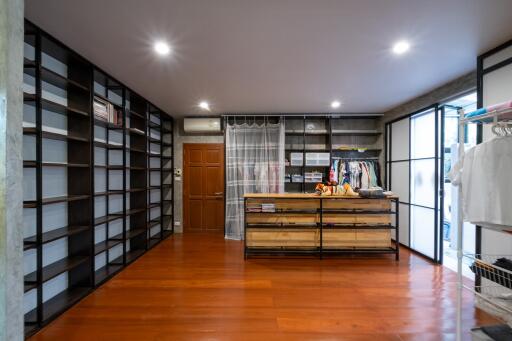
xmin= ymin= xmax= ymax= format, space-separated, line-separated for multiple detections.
xmin=456 ymin=105 xmax=512 ymax=341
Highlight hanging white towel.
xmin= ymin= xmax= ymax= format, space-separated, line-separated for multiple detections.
xmin=449 ymin=136 xmax=512 ymax=228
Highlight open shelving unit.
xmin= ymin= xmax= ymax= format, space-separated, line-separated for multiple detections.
xmin=161 ymin=115 xmax=174 ymax=237
xmin=284 ymin=115 xmax=383 ymax=193
xmin=92 ymin=69 xmax=125 ymax=286
xmin=22 ymin=20 xmax=174 ymax=337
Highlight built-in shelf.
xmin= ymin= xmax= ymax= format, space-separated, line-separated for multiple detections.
xmin=126 ymin=208 xmax=146 ymax=216
xmin=125 ymin=249 xmax=145 ymax=264
xmin=94 ymin=213 xmax=123 ymax=226
xmin=331 ymin=129 xmax=381 ymax=136
xmin=283 ymin=116 xmax=382 ymax=193
xmin=94 ymin=263 xmax=123 ymax=286
xmin=24 ymin=256 xmax=89 ymax=283
xmin=94 ymin=141 xmax=123 ymax=150
xmin=23 ymin=93 xmax=90 ymax=118
xmin=24 ymin=225 xmax=89 ymax=245
xmin=23 ymin=161 xmax=90 ymax=168
xmin=126 ymin=228 xmax=145 ymax=239
xmin=94 ymin=93 xmax=122 ymax=108
xmin=93 ymin=190 xmax=124 ymax=197
xmin=22 ymin=20 xmax=174 ymax=337
xmin=127 ymin=127 xmax=145 ymax=136
xmin=94 ymin=239 xmax=123 ymax=255
xmin=25 ymin=287 xmax=91 ymax=324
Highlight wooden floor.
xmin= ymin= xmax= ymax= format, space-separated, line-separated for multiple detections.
xmin=29 ymin=233 xmax=498 ymax=341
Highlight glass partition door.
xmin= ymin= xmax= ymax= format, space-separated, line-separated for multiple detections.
xmin=409 ymin=107 xmax=440 ymax=261
xmin=386 ymin=105 xmax=442 ymax=262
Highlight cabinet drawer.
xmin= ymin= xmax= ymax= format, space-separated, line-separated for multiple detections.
xmin=246 ymin=228 xmax=319 ymax=248
xmin=246 ymin=213 xmax=318 ymax=224
xmin=322 ymin=214 xmax=391 ymax=225
xmin=322 ymin=199 xmax=391 ymax=210
xmin=322 ymin=229 xmax=356 ymax=248
xmin=355 ymin=230 xmax=391 ymax=248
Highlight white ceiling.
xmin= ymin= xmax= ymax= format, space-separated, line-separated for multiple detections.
xmin=26 ymin=0 xmax=512 ymax=117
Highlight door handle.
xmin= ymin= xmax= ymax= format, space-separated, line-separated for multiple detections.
xmin=214 ymin=192 xmax=223 ymax=196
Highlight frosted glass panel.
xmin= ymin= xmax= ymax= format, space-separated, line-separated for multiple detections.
xmin=411 ymin=110 xmax=435 ymax=159
xmin=390 ymin=161 xmax=409 ymax=203
xmin=391 ymin=118 xmax=409 ymax=161
xmin=411 ymin=206 xmax=435 ymax=259
xmin=410 ymin=159 xmax=435 ymax=209
xmin=398 ymin=203 xmax=410 ymax=247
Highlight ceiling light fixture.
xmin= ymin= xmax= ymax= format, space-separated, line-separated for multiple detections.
xmin=154 ymin=41 xmax=171 ymax=56
xmin=199 ymin=101 xmax=210 ymax=111
xmin=331 ymin=101 xmax=341 ymax=109
xmin=392 ymin=40 xmax=410 ymax=55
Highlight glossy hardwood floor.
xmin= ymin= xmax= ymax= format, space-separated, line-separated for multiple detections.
xmin=29 ymin=233 xmax=498 ymax=341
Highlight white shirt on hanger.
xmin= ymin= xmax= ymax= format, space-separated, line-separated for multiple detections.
xmin=449 ymin=136 xmax=512 ymax=228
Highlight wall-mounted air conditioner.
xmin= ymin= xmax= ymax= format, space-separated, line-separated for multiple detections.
xmin=183 ymin=117 xmax=222 ymax=133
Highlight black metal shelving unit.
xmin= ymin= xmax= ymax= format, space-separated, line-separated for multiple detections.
xmin=161 ymin=116 xmax=174 ymax=236
xmin=22 ymin=19 xmax=175 ymax=338
xmin=284 ymin=115 xmax=383 ymax=193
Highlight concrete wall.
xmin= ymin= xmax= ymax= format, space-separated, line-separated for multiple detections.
xmin=382 ymin=71 xmax=477 ymax=124
xmin=0 ymin=0 xmax=24 ymax=340
xmin=172 ymin=118 xmax=223 ymax=233
xmin=379 ymin=71 xmax=477 ymax=185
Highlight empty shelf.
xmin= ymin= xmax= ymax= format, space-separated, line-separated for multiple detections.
xmin=41 ymin=195 xmax=90 ymax=205
xmin=24 ymin=225 xmax=89 ymax=245
xmin=94 ymin=263 xmax=123 ymax=286
xmin=126 ymin=228 xmax=145 ymax=239
xmin=23 ymin=94 xmax=90 ymax=117
xmin=94 ymin=239 xmax=123 ymax=255
xmin=331 ymin=129 xmax=381 ymax=135
xmin=94 ymin=213 xmax=123 ymax=226
xmin=24 ymin=256 xmax=89 ymax=283
xmin=125 ymin=249 xmax=145 ymax=264
xmin=126 ymin=207 xmax=146 ymax=215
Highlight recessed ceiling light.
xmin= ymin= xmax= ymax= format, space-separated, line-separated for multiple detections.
xmin=331 ymin=101 xmax=341 ymax=109
xmin=199 ymin=101 xmax=210 ymax=111
xmin=154 ymin=41 xmax=171 ymax=56
xmin=392 ymin=41 xmax=410 ymax=55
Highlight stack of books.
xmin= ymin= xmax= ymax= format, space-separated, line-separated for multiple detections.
xmin=261 ymin=203 xmax=275 ymax=213
xmin=246 ymin=203 xmax=262 ymax=213
xmin=94 ymin=96 xmax=123 ymax=126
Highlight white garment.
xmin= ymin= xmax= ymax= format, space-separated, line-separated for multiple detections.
xmin=448 ymin=136 xmax=512 ymax=228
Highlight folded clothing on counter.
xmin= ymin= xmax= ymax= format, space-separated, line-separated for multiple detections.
xmin=358 ymin=187 xmax=384 ymax=198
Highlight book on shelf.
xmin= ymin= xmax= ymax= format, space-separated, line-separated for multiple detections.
xmin=94 ymin=96 xmax=123 ymax=126
xmin=93 ymin=97 xmax=109 ymax=122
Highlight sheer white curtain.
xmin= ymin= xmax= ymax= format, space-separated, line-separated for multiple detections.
xmin=225 ymin=121 xmax=285 ymax=240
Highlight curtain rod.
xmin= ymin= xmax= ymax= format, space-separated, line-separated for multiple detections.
xmin=221 ymin=113 xmax=383 ymax=118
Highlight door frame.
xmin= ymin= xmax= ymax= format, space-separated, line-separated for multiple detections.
xmin=182 ymin=143 xmax=225 ymax=232
xmin=385 ymin=104 xmax=442 ymax=263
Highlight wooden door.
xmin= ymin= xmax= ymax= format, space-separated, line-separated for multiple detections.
xmin=183 ymin=143 xmax=224 ymax=232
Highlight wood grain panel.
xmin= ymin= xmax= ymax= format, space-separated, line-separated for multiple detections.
xmin=246 ymin=229 xmax=319 ymax=247
xmin=28 ymin=233 xmax=499 ymax=341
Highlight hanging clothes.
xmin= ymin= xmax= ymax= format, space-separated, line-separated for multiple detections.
xmin=449 ymin=136 xmax=512 ymax=228
xmin=331 ymin=159 xmax=381 ymax=190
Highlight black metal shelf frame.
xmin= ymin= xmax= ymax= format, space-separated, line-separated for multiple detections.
xmin=22 ymin=19 xmax=175 ymax=338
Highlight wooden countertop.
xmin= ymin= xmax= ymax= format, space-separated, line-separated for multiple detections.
xmin=244 ymin=193 xmax=398 ymax=199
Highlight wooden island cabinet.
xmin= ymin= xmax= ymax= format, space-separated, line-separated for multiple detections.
xmin=244 ymin=193 xmax=399 ymax=259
